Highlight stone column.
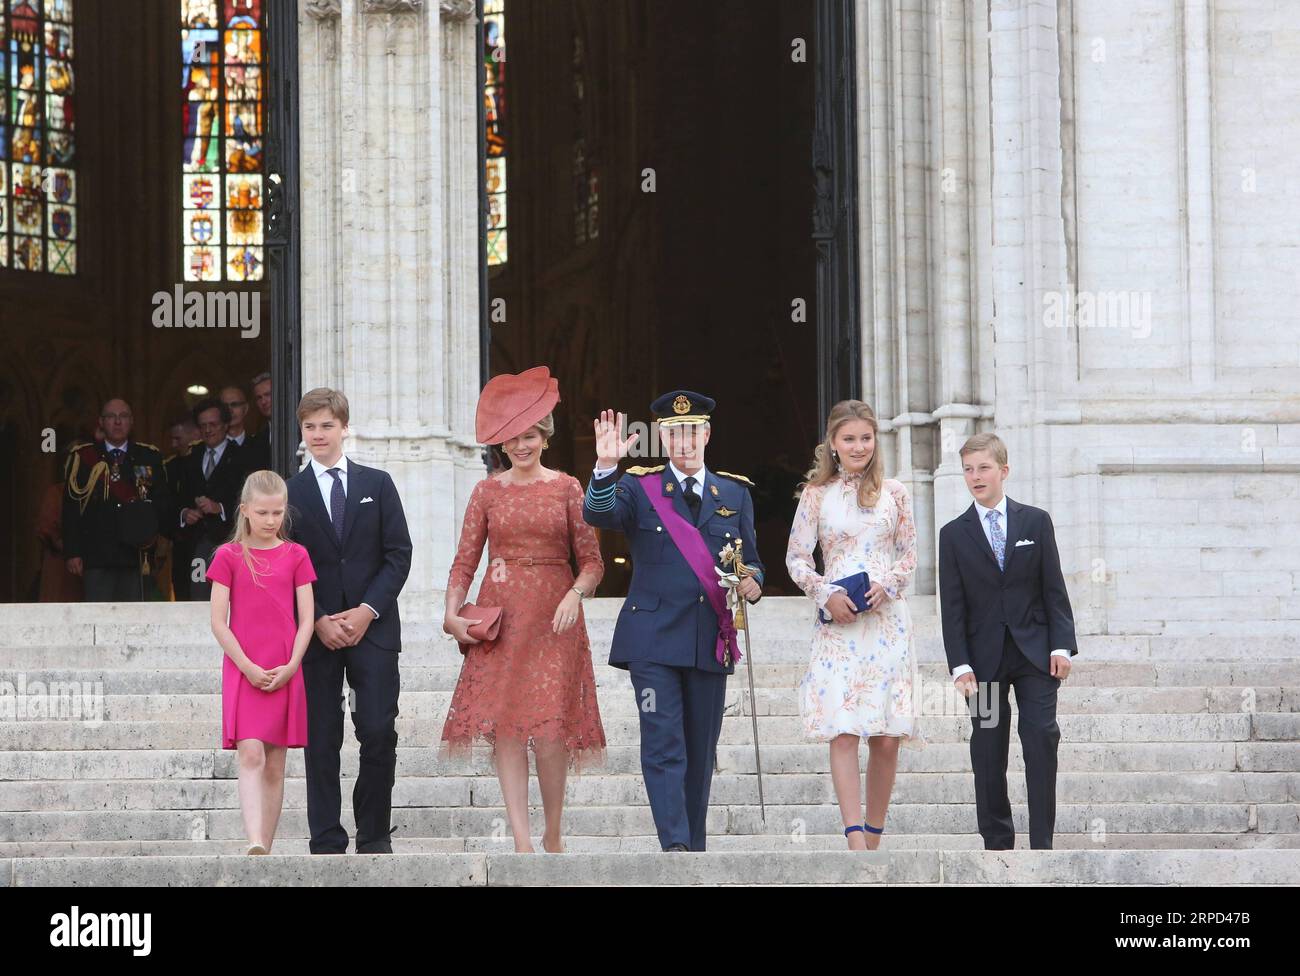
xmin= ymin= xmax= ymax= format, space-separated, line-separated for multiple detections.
xmin=298 ymin=0 xmax=484 ymax=624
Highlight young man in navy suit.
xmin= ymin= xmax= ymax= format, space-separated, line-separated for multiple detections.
xmin=938 ymin=432 xmax=1077 ymax=850
xmin=288 ymin=388 xmax=413 ymax=854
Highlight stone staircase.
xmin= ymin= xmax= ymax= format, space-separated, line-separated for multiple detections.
xmin=2 ymin=599 xmax=1298 ymax=885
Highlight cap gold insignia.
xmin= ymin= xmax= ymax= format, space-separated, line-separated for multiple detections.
xmin=672 ymin=395 xmax=691 ymax=415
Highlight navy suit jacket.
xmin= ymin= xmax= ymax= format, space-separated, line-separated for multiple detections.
xmin=583 ymin=466 xmax=764 ymax=674
xmin=288 ymin=460 xmax=413 ymax=652
xmin=937 ymin=497 xmax=1077 ymax=679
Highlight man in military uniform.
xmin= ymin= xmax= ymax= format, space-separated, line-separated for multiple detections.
xmin=584 ymin=391 xmax=764 ymax=851
xmin=62 ymin=398 xmax=173 ymax=602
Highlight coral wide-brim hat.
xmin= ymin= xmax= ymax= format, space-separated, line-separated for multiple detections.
xmin=475 ymin=366 xmax=561 ymax=445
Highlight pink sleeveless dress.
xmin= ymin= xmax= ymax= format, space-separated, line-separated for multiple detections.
xmin=207 ymin=541 xmax=317 ymax=749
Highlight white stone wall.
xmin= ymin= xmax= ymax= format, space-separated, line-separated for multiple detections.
xmin=295 ymin=0 xmax=1298 ymax=638
xmin=859 ymin=0 xmax=1299 ymax=640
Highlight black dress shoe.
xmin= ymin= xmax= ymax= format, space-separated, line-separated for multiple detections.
xmin=664 ymin=843 xmax=690 ymax=852
xmin=357 ymin=826 xmax=398 ymax=854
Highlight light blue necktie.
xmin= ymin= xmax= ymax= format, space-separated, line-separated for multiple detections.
xmin=986 ymin=509 xmax=1005 ymax=571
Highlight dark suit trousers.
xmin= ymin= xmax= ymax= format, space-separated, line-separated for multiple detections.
xmin=83 ymin=567 xmax=143 ymax=602
xmin=627 ymin=661 xmax=727 ymax=851
xmin=968 ymin=628 xmax=1061 ymax=850
xmin=302 ymin=636 xmax=401 ymax=853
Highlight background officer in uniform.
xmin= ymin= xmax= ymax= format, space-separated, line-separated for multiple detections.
xmin=62 ymin=398 xmax=173 ymax=601
xmin=584 ymin=391 xmax=764 ymax=851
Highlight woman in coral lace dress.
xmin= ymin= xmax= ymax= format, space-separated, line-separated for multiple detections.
xmin=786 ymin=399 xmax=920 ymax=851
xmin=442 ymin=367 xmax=605 ymax=853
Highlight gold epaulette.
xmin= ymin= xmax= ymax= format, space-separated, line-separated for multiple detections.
xmin=189 ymin=438 xmax=204 ymax=448
xmin=715 ymin=470 xmax=755 ymax=487
xmin=626 ymin=464 xmax=666 ymax=475
xmin=135 ymin=442 xmax=160 ymax=453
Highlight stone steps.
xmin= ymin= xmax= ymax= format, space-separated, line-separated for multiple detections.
xmin=8 ymin=848 xmax=1299 ymax=886
xmin=4 ymin=771 xmax=1298 ymax=811
xmin=4 ymin=802 xmax=1297 ymax=842
xmin=14 ymin=686 xmax=1299 ymax=720
xmin=4 ymin=713 xmax=1298 ymax=751
xmin=8 ymin=831 xmax=1300 ymax=859
xmin=7 ymin=633 xmax=1299 ymax=668
xmin=2 ymin=599 xmax=1297 ymax=885
xmin=4 ymin=742 xmax=1297 ymax=779
xmin=11 ymin=660 xmax=1300 ymax=690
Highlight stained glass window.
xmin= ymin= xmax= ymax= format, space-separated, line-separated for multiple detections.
xmin=181 ymin=0 xmax=264 ymax=282
xmin=484 ymin=0 xmax=506 ymax=266
xmin=1 ymin=0 xmax=77 ymax=275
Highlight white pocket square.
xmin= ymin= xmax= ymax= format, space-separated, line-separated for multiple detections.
xmin=360 ymin=496 xmax=374 ymax=504
xmin=1015 ymin=538 xmax=1034 ymax=547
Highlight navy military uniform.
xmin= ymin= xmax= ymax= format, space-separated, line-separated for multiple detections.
xmin=62 ymin=439 xmax=173 ymax=601
xmin=583 ymin=391 xmax=764 ymax=851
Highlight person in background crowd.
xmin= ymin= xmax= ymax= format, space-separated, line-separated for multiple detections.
xmin=244 ymin=372 xmax=273 ymax=472
xmin=62 ymin=399 xmax=172 ymax=602
xmin=174 ymin=399 xmax=244 ymax=600
xmin=220 ymin=385 xmax=252 ymax=449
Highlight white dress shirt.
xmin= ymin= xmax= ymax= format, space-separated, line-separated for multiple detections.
xmin=310 ymin=454 xmax=349 ymax=513
xmin=591 ymin=460 xmax=707 ymax=496
xmin=668 ymin=460 xmax=707 ymax=497
xmin=309 ymin=454 xmax=378 ymax=620
xmin=229 ymin=431 xmax=247 ymax=447
xmin=951 ymin=493 xmax=1070 ymax=679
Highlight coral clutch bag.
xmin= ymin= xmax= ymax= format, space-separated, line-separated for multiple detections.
xmin=457 ymin=603 xmax=502 ymax=653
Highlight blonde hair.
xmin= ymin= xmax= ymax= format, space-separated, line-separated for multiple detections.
xmin=797 ymin=400 xmax=884 ymax=508
xmin=960 ymin=432 xmax=1008 ymax=466
xmin=296 ymin=387 xmax=350 ymax=426
xmin=533 ymin=412 xmax=555 ymax=439
xmin=228 ymin=470 xmax=291 ymax=587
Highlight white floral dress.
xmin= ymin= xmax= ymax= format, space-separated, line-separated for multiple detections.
xmin=785 ymin=474 xmax=921 ymax=745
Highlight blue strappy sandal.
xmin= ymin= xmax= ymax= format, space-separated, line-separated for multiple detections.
xmin=844 ymin=824 xmax=865 ymax=837
xmin=863 ymin=822 xmax=884 ymax=836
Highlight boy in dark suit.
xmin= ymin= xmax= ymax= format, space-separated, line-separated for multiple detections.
xmin=287 ymin=388 xmax=412 ymax=854
xmin=938 ymin=433 xmax=1077 ymax=850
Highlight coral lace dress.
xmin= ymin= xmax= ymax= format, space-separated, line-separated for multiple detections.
xmin=441 ymin=473 xmax=606 ymax=769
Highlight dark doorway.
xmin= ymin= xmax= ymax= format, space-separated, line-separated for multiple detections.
xmin=482 ymin=0 xmax=823 ymax=595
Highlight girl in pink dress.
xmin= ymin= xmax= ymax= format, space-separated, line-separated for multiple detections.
xmin=207 ymin=470 xmax=317 ymax=855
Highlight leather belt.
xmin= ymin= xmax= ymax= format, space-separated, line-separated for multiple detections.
xmin=494 ymin=556 xmax=569 ymax=566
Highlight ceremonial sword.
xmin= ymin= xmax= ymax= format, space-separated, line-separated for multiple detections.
xmin=717 ymin=540 xmax=765 ymax=822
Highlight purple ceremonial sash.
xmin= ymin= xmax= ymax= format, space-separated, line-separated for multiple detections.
xmin=638 ymin=474 xmax=740 ymax=666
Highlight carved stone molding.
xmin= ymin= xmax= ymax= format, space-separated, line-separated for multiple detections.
xmin=439 ymin=0 xmax=476 ymax=22
xmin=304 ymin=0 xmax=341 ymax=20
xmin=364 ymin=0 xmax=423 ymax=13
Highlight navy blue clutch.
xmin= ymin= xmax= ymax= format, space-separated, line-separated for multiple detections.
xmin=818 ymin=571 xmax=872 ymax=623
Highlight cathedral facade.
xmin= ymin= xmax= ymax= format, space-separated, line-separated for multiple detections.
xmin=296 ymin=0 xmax=1299 ymax=647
